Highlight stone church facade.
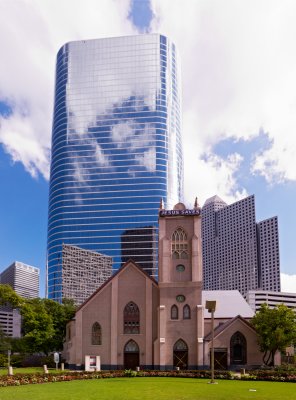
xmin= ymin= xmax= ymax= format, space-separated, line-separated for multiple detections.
xmin=64 ymin=202 xmax=267 ymax=370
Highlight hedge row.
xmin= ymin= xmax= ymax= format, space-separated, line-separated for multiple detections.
xmin=0 ymin=369 xmax=295 ymax=387
xmin=243 ymin=369 xmax=296 ymax=382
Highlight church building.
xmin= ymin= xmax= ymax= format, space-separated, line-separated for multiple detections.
xmin=63 ymin=202 xmax=269 ymax=370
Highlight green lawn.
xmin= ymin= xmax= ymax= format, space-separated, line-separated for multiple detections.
xmin=0 ymin=367 xmax=60 ymax=375
xmin=0 ymin=377 xmax=295 ymax=400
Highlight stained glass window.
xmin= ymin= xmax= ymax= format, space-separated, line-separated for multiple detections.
xmin=124 ymin=302 xmax=140 ymax=334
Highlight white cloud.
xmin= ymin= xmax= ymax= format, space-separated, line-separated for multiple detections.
xmin=94 ymin=143 xmax=110 ymax=167
xmin=151 ymin=0 xmax=296 ymax=203
xmin=111 ymin=120 xmax=156 ymax=172
xmin=111 ymin=121 xmax=135 ymax=148
xmin=0 ymin=0 xmax=135 ymax=179
xmin=2 ymin=0 xmax=296 ymax=203
xmin=135 ymin=147 xmax=156 ymax=172
xmin=0 ymin=110 xmax=50 ymax=178
xmin=281 ymin=273 xmax=296 ymax=294
xmin=186 ymin=152 xmax=247 ymax=207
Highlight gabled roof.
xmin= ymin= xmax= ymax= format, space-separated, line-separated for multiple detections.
xmin=203 ymin=315 xmax=256 ymax=341
xmin=77 ymin=259 xmax=158 ymax=312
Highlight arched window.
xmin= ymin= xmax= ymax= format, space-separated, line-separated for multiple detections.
xmin=171 ymin=228 xmax=188 ymax=259
xmin=183 ymin=304 xmax=191 ymax=319
xmin=171 ymin=304 xmax=178 ymax=320
xmin=174 ymin=339 xmax=188 ymax=351
xmin=124 ymin=339 xmax=139 ymax=352
xmin=230 ymin=331 xmax=247 ymax=365
xmin=124 ymin=302 xmax=140 ymax=334
xmin=91 ymin=322 xmax=102 ymax=345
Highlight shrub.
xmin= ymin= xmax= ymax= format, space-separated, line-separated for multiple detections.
xmin=0 ymin=354 xmax=7 ymax=367
xmin=124 ymin=369 xmax=137 ymax=377
xmin=11 ymin=354 xmax=23 ymax=367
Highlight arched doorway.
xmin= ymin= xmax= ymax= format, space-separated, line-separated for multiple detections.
xmin=173 ymin=339 xmax=188 ymax=369
xmin=230 ymin=331 xmax=247 ymax=365
xmin=124 ymin=339 xmax=139 ymax=369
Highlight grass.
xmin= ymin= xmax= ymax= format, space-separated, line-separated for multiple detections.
xmin=0 ymin=367 xmax=60 ymax=376
xmin=0 ymin=377 xmax=295 ymax=400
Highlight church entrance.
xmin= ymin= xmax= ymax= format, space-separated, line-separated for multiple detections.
xmin=214 ymin=349 xmax=228 ymax=370
xmin=124 ymin=340 xmax=139 ymax=369
xmin=173 ymin=339 xmax=188 ymax=370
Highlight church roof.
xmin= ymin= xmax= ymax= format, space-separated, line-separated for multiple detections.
xmin=202 ymin=290 xmax=254 ymax=318
xmin=203 ymin=315 xmax=256 ymax=341
xmin=203 ymin=195 xmax=227 ymax=206
xmin=76 ymin=259 xmax=158 ymax=312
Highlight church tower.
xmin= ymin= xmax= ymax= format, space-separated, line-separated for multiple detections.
xmin=154 ymin=200 xmax=204 ymax=369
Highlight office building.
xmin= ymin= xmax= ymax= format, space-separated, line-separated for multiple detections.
xmin=257 ymin=217 xmax=280 ymax=291
xmin=0 ymin=309 xmax=21 ymax=337
xmin=246 ymin=290 xmax=296 ymax=313
xmin=121 ymin=226 xmax=157 ymax=275
xmin=47 ymin=34 xmax=183 ymax=301
xmin=0 ymin=261 xmax=39 ymax=299
xmin=62 ymin=244 xmax=112 ymax=306
xmin=202 ymin=195 xmax=280 ymax=296
xmin=0 ymin=261 xmax=39 ymax=337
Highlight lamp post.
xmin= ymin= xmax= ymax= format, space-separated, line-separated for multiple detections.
xmin=205 ymin=300 xmax=217 ymax=384
xmin=7 ymin=349 xmax=13 ymax=376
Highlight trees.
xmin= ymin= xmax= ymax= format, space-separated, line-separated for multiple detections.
xmin=21 ymin=298 xmax=56 ymax=354
xmin=20 ymin=298 xmax=76 ymax=354
xmin=0 ymin=284 xmax=76 ymax=355
xmin=0 ymin=326 xmax=11 ymax=353
xmin=251 ymin=303 xmax=296 ymax=366
xmin=0 ymin=284 xmax=24 ymax=308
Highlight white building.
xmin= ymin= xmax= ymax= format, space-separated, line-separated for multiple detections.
xmin=62 ymin=244 xmax=112 ymax=306
xmin=0 ymin=261 xmax=39 ymax=299
xmin=246 ymin=290 xmax=296 ymax=313
xmin=0 ymin=261 xmax=39 ymax=337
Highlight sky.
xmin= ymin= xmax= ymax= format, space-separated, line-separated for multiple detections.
xmin=0 ymin=0 xmax=296 ymax=296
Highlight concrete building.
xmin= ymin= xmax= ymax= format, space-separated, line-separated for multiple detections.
xmin=63 ymin=202 xmax=267 ymax=370
xmin=246 ymin=290 xmax=296 ymax=313
xmin=62 ymin=244 xmax=112 ymax=306
xmin=0 ymin=309 xmax=21 ymax=338
xmin=0 ymin=261 xmax=39 ymax=299
xmin=257 ymin=217 xmax=280 ymax=291
xmin=47 ymin=34 xmax=183 ymax=302
xmin=0 ymin=261 xmax=39 ymax=337
xmin=202 ymin=195 xmax=280 ymax=296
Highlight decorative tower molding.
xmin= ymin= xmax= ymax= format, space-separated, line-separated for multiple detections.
xmin=155 ymin=202 xmax=203 ymax=369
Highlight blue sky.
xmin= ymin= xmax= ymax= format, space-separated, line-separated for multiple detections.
xmin=0 ymin=0 xmax=296 ymax=295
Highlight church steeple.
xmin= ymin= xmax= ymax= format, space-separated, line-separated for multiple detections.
xmin=194 ymin=197 xmax=200 ymax=209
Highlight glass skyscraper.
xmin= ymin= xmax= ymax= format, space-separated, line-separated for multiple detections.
xmin=47 ymin=34 xmax=183 ymax=301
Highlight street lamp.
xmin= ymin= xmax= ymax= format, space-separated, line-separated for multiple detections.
xmin=205 ymin=300 xmax=217 ymax=384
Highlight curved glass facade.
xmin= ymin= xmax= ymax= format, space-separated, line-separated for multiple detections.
xmin=47 ymin=34 xmax=183 ymax=301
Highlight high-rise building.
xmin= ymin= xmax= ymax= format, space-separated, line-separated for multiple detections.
xmin=246 ymin=290 xmax=296 ymax=313
xmin=47 ymin=34 xmax=183 ymax=302
xmin=257 ymin=217 xmax=280 ymax=291
xmin=202 ymin=195 xmax=280 ymax=296
xmin=121 ymin=226 xmax=157 ymax=275
xmin=0 ymin=261 xmax=39 ymax=337
xmin=61 ymin=244 xmax=112 ymax=306
xmin=0 ymin=261 xmax=39 ymax=299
